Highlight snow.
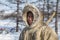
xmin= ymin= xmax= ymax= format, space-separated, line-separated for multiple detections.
xmin=0 ymin=20 xmax=26 ymax=40
xmin=0 ymin=32 xmax=20 ymax=40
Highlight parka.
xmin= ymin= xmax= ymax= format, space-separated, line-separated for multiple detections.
xmin=19 ymin=4 xmax=58 ymax=40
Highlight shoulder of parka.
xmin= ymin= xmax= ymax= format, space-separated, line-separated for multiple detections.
xmin=42 ymin=25 xmax=58 ymax=40
xmin=35 ymin=24 xmax=58 ymax=40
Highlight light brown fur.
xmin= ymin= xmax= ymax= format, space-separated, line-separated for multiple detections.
xmin=19 ymin=4 xmax=58 ymax=40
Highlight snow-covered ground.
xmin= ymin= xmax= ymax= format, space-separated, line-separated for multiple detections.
xmin=0 ymin=20 xmax=25 ymax=40
xmin=0 ymin=26 xmax=22 ymax=40
xmin=0 ymin=32 xmax=20 ymax=40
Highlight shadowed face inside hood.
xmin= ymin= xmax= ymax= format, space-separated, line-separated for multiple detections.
xmin=23 ymin=4 xmax=43 ymax=28
xmin=27 ymin=11 xmax=34 ymax=26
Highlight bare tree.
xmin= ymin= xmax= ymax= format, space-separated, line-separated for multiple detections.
xmin=16 ymin=0 xmax=20 ymax=32
xmin=55 ymin=0 xmax=59 ymax=34
xmin=47 ymin=0 xmax=49 ymax=19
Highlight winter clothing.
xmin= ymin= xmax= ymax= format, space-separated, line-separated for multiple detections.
xmin=19 ymin=4 xmax=58 ymax=40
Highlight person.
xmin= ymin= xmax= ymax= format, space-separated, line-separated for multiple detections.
xmin=19 ymin=4 xmax=58 ymax=40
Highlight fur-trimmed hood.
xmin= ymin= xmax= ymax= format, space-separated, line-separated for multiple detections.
xmin=22 ymin=4 xmax=43 ymax=28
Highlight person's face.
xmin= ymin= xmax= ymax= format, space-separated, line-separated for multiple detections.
xmin=27 ymin=13 xmax=33 ymax=26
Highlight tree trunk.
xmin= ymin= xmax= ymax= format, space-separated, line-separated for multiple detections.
xmin=55 ymin=0 xmax=59 ymax=34
xmin=16 ymin=0 xmax=19 ymax=32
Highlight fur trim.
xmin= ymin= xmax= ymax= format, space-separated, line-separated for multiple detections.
xmin=22 ymin=4 xmax=43 ymax=28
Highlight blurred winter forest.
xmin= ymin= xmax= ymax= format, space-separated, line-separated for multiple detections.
xmin=0 ymin=0 xmax=60 ymax=40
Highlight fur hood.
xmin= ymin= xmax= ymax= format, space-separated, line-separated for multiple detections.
xmin=22 ymin=4 xmax=43 ymax=28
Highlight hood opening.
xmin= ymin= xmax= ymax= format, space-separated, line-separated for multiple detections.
xmin=27 ymin=11 xmax=34 ymax=26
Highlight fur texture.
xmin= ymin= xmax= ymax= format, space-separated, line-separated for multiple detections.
xmin=19 ymin=4 xmax=58 ymax=40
